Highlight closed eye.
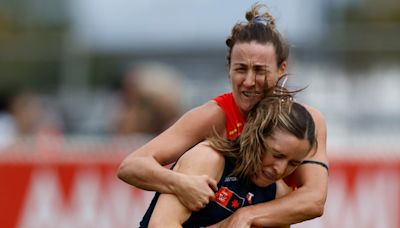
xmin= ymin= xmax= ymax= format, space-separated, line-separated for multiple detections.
xmin=235 ymin=68 xmax=246 ymax=73
xmin=272 ymin=151 xmax=285 ymax=159
xmin=254 ymin=66 xmax=267 ymax=74
xmin=255 ymin=69 xmax=267 ymax=74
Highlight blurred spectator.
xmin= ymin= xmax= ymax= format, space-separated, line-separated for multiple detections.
xmin=0 ymin=91 xmax=64 ymax=150
xmin=109 ymin=62 xmax=184 ymax=135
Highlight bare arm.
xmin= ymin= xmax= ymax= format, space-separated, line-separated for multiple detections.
xmin=270 ymin=180 xmax=292 ymax=228
xmin=117 ymin=101 xmax=225 ymax=210
xmin=216 ymin=105 xmax=328 ymax=227
xmin=149 ymin=142 xmax=225 ymax=227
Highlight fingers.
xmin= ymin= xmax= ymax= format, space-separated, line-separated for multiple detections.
xmin=191 ymin=198 xmax=209 ymax=211
xmin=203 ymin=176 xmax=218 ymax=201
xmin=182 ymin=200 xmax=209 ymax=212
xmin=177 ymin=175 xmax=219 ymax=211
xmin=207 ymin=177 xmax=218 ymax=201
xmin=207 ymin=177 xmax=219 ymax=192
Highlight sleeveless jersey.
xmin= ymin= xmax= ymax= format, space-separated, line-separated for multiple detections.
xmin=213 ymin=93 xmax=245 ymax=140
xmin=139 ymin=157 xmax=277 ymax=227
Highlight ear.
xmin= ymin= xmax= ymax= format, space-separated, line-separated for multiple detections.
xmin=278 ymin=61 xmax=287 ymax=79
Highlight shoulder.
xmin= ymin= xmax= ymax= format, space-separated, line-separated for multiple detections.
xmin=298 ymin=103 xmax=327 ymax=140
xmin=175 ymin=141 xmax=225 ymax=179
xmin=179 ymin=141 xmax=225 ymax=167
xmin=297 ymin=104 xmax=328 ymax=162
xmin=301 ymin=104 xmax=326 ymax=126
xmin=133 ymin=100 xmax=227 ymax=164
xmin=198 ymin=100 xmax=226 ymax=116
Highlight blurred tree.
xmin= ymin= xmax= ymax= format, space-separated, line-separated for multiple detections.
xmin=0 ymin=0 xmax=68 ymax=96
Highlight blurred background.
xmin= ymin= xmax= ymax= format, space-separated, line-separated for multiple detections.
xmin=0 ymin=0 xmax=399 ymax=227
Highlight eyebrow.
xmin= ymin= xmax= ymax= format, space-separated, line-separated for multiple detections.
xmin=232 ymin=63 xmax=270 ymax=68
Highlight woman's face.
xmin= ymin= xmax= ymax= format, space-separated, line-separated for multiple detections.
xmin=251 ymin=128 xmax=311 ymax=187
xmin=229 ymin=41 xmax=286 ymax=116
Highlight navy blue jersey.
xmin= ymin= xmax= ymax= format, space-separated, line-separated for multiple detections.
xmin=139 ymin=157 xmax=276 ymax=227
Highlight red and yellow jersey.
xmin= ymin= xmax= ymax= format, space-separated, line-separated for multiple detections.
xmin=213 ymin=93 xmax=246 ymax=140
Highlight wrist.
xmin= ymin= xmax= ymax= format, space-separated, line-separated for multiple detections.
xmin=166 ymin=170 xmax=186 ymax=195
xmin=239 ymin=206 xmax=256 ymax=225
xmin=233 ymin=207 xmax=253 ymax=225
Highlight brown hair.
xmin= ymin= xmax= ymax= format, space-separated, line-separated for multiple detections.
xmin=225 ymin=3 xmax=289 ymax=68
xmin=208 ymin=87 xmax=316 ymax=179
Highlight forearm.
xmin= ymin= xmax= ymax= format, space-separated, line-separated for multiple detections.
xmin=117 ymin=155 xmax=181 ymax=194
xmin=242 ymin=186 xmax=325 ymax=227
xmin=150 ymin=194 xmax=190 ymax=228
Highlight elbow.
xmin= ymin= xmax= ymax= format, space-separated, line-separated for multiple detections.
xmin=312 ymin=204 xmax=324 ymax=218
xmin=298 ymin=184 xmax=327 ymax=219
xmin=117 ymin=158 xmax=134 ymax=183
xmin=307 ymin=198 xmax=325 ymax=219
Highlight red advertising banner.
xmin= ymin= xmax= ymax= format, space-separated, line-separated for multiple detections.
xmin=1 ymin=152 xmax=399 ymax=228
xmin=0 ymin=152 xmax=153 ymax=228
xmin=296 ymin=159 xmax=400 ymax=228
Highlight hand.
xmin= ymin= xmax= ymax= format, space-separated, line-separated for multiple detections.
xmin=173 ymin=174 xmax=218 ymax=211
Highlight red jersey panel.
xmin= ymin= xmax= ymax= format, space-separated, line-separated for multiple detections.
xmin=213 ymin=93 xmax=246 ymax=140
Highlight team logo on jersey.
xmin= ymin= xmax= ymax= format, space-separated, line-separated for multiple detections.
xmin=228 ymin=122 xmax=243 ymax=138
xmin=215 ymin=187 xmax=245 ymax=213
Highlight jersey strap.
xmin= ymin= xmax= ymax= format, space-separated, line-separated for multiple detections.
xmin=301 ymin=160 xmax=329 ymax=171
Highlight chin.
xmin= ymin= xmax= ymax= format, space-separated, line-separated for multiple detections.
xmin=252 ymin=178 xmax=273 ymax=188
xmin=248 ymin=99 xmax=262 ymax=109
xmin=240 ymin=102 xmax=256 ymax=113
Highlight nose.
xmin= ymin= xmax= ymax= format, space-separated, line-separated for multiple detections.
xmin=273 ymin=159 xmax=288 ymax=179
xmin=243 ymin=71 xmax=255 ymax=87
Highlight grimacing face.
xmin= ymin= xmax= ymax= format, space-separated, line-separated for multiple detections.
xmin=251 ymin=128 xmax=311 ymax=187
xmin=229 ymin=41 xmax=286 ymax=116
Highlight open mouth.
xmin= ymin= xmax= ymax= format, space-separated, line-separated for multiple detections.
xmin=242 ymin=91 xmax=262 ymax=98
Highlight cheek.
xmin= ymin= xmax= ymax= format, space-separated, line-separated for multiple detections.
xmin=255 ymin=77 xmax=266 ymax=88
xmin=229 ymin=72 xmax=242 ymax=86
xmin=266 ymin=75 xmax=278 ymax=88
xmin=261 ymin=154 xmax=274 ymax=166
